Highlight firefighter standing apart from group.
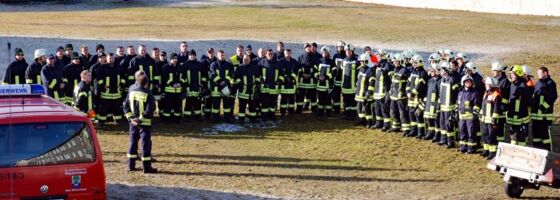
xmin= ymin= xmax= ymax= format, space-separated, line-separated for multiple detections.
xmin=124 ymin=71 xmax=158 ymax=174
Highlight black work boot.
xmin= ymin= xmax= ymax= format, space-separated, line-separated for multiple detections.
xmin=128 ymin=158 xmax=137 ymax=172
xmin=485 ymin=152 xmax=496 ymax=160
xmin=143 ymin=161 xmax=158 ymax=174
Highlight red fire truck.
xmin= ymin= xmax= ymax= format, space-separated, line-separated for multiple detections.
xmin=0 ymin=84 xmax=106 ymax=200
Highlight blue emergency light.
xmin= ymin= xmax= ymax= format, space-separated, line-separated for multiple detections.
xmin=0 ymin=84 xmax=46 ymax=96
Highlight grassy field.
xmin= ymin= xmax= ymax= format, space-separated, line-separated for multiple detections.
xmin=98 ymin=115 xmax=560 ymax=199
xmin=2 ymin=0 xmax=560 ymax=198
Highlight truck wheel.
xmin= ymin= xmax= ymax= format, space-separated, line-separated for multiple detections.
xmin=505 ymin=178 xmax=524 ymax=198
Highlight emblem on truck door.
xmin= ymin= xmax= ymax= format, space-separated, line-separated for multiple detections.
xmin=40 ymin=185 xmax=48 ymax=194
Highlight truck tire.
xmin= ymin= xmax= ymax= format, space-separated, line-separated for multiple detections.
xmin=505 ymin=178 xmax=524 ymax=198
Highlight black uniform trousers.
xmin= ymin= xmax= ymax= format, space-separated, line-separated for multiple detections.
xmin=532 ymin=120 xmax=552 ymax=151
xmin=375 ymin=98 xmax=391 ymax=128
xmin=128 ymin=125 xmax=152 ymax=170
xmin=390 ymin=99 xmax=409 ymax=131
xmin=439 ymin=111 xmax=456 ymax=146
xmin=459 ymin=119 xmax=477 ymax=152
xmin=330 ymin=86 xmax=341 ymax=113
xmin=161 ymin=92 xmax=182 ymax=121
xmin=296 ymin=88 xmax=317 ymax=113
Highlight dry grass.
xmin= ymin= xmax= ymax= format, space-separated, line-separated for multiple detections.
xmin=97 ymin=115 xmax=559 ymax=199
xmin=3 ymin=1 xmax=560 ymax=197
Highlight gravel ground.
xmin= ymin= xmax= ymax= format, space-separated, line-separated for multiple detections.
xmin=107 ymin=183 xmax=282 ymax=200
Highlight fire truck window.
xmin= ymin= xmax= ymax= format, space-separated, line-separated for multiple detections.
xmin=0 ymin=122 xmax=96 ymax=168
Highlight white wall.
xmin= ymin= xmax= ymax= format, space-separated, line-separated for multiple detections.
xmin=348 ymin=0 xmax=560 ymax=17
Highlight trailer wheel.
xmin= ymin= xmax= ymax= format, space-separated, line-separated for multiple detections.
xmin=505 ymin=178 xmax=524 ymax=198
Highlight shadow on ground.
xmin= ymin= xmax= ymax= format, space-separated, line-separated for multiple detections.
xmin=107 ymin=183 xmax=278 ymax=200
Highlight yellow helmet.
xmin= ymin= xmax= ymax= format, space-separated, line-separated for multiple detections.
xmin=511 ymin=64 xmax=524 ymax=77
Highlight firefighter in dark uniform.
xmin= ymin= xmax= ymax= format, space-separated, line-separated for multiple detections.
xmin=491 ymin=62 xmax=511 ymax=142
xmin=331 ymin=41 xmax=346 ymax=114
xmin=406 ymin=55 xmax=429 ymax=138
xmin=507 ymin=65 xmax=531 ymax=146
xmin=404 ymin=55 xmax=428 ymax=137
xmin=210 ymin=50 xmax=235 ymax=123
xmin=355 ymin=54 xmax=375 ymax=127
xmin=26 ymin=49 xmax=47 ymax=84
xmin=389 ymin=53 xmax=410 ymax=135
xmin=160 ymin=53 xmax=184 ymax=121
xmin=74 ymin=70 xmax=95 ymax=121
xmin=114 ymin=46 xmax=126 ymax=70
xmin=340 ymin=44 xmax=358 ymax=120
xmin=245 ymin=45 xmax=257 ymax=60
xmin=54 ymin=46 xmax=70 ymax=70
xmin=124 ymin=71 xmax=158 ymax=173
xmin=178 ymin=42 xmax=189 ymax=66
xmin=90 ymin=53 xmax=107 ymax=120
xmin=279 ymin=49 xmax=299 ymax=116
xmin=235 ymin=55 xmax=261 ymax=124
xmin=259 ymin=49 xmax=284 ymax=122
xmin=150 ymin=48 xmax=164 ymax=103
xmin=97 ymin=53 xmax=126 ymax=124
xmin=464 ymin=62 xmax=485 ymax=144
xmin=129 ymin=45 xmax=156 ymax=92
xmin=184 ymin=50 xmax=206 ymax=120
xmin=89 ymin=44 xmax=105 ymax=67
xmin=373 ymin=50 xmax=393 ymax=131
xmin=531 ymin=66 xmax=557 ymax=151
xmin=64 ymin=44 xmax=74 ymax=59
xmin=121 ymin=46 xmax=136 ymax=92
xmin=480 ymin=77 xmax=504 ymax=160
xmin=201 ymin=48 xmax=216 ymax=119
xmin=438 ymin=61 xmax=460 ymax=148
xmin=296 ymin=43 xmax=319 ymax=114
xmin=457 ymin=75 xmax=481 ymax=154
xmin=41 ymin=54 xmax=66 ymax=101
xmin=230 ymin=45 xmax=244 ymax=71
xmin=316 ymin=47 xmax=334 ymax=117
xmin=62 ymin=53 xmax=84 ymax=106
xmin=420 ymin=55 xmax=441 ymax=141
xmin=80 ymin=45 xmax=93 ymax=71
xmin=274 ymin=42 xmax=285 ymax=61
xmin=3 ymin=48 xmax=28 ymax=84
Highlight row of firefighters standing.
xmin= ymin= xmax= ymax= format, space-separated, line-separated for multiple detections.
xmin=3 ymin=42 xmax=558 ymax=161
